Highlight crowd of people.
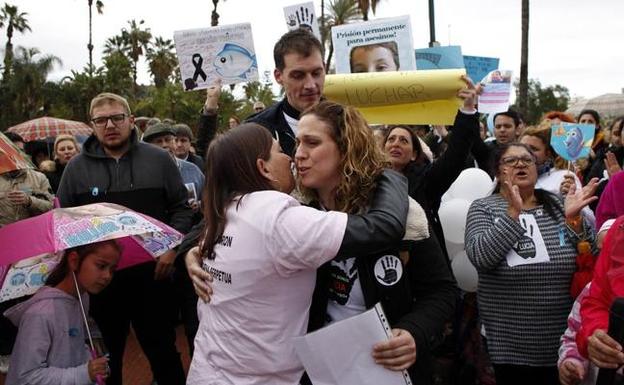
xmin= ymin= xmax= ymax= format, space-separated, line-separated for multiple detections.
xmin=1 ymin=27 xmax=624 ymax=385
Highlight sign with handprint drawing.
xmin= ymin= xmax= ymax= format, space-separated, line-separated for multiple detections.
xmin=505 ymin=214 xmax=550 ymax=267
xmin=283 ymin=2 xmax=321 ymax=40
xmin=374 ymin=255 xmax=403 ymax=286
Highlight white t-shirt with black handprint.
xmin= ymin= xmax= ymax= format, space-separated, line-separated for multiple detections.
xmin=326 ymin=257 xmax=366 ymax=324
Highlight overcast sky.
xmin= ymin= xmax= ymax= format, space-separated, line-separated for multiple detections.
xmin=6 ymin=0 xmax=624 ymax=99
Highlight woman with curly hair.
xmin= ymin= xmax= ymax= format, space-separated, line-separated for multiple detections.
xmin=297 ymin=101 xmax=456 ymax=384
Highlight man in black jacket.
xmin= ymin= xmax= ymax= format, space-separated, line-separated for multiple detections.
xmin=247 ymin=29 xmax=324 ymax=155
xmin=57 ymin=92 xmax=192 ymax=385
xmin=196 ymin=29 xmax=325 ymax=157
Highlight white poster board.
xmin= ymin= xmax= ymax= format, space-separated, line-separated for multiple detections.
xmin=331 ymin=16 xmax=415 ymax=74
xmin=283 ymin=2 xmax=321 ymax=40
xmin=294 ymin=303 xmax=412 ymax=385
xmin=478 ymin=69 xmax=513 ymax=114
xmin=173 ymin=23 xmax=258 ymax=90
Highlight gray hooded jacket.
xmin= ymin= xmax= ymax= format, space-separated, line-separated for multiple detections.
xmin=4 ymin=286 xmax=93 ymax=385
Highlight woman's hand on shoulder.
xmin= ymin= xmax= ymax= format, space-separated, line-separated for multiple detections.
xmin=372 ymin=328 xmax=417 ymax=371
xmin=185 ymin=246 xmax=213 ymax=303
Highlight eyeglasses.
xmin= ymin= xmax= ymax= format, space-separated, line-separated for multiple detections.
xmin=91 ymin=113 xmax=127 ymax=128
xmin=501 ymin=155 xmax=536 ymax=167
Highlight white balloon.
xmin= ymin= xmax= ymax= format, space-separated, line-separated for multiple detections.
xmin=438 ymin=199 xmax=471 ymax=244
xmin=445 ymin=241 xmax=464 ymax=261
xmin=451 ymin=251 xmax=478 ymax=292
xmin=441 ymin=168 xmax=494 ymax=203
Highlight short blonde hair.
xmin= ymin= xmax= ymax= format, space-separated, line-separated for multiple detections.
xmin=89 ymin=92 xmax=131 ymax=117
xmin=54 ymin=134 xmax=79 ymax=154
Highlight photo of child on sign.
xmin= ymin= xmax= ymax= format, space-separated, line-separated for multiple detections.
xmin=350 ymin=41 xmax=400 ymax=73
xmin=173 ymin=23 xmax=258 ymax=91
xmin=331 ymin=15 xmax=416 ymax=74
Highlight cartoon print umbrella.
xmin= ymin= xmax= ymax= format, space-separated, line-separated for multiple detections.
xmin=0 ymin=202 xmax=183 ymax=303
xmin=7 ymin=117 xmax=93 ymax=142
xmin=0 ymin=131 xmax=35 ymax=174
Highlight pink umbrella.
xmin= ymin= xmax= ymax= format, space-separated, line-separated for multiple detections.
xmin=0 ymin=203 xmax=183 ymax=303
xmin=7 ymin=117 xmax=93 ymax=142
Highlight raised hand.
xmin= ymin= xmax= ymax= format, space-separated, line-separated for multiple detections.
xmin=564 ymin=177 xmax=599 ymax=220
xmin=604 ymin=151 xmax=622 ymax=178
xmin=457 ymin=75 xmax=482 ymax=111
xmin=502 ymin=171 xmax=522 ymax=220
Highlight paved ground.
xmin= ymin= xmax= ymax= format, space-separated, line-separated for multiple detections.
xmin=0 ymin=325 xmax=191 ymax=385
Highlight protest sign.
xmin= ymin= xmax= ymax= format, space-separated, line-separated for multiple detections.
xmin=550 ymin=122 xmax=595 ymax=161
xmin=331 ymin=16 xmax=415 ymax=74
xmin=174 ymin=23 xmax=258 ymax=90
xmin=463 ymin=55 xmax=499 ymax=84
xmin=323 ymin=69 xmax=465 ymax=124
xmin=283 ymin=2 xmax=321 ymax=40
xmin=415 ymin=45 xmax=464 ymax=70
xmin=478 ymin=70 xmax=513 ymax=114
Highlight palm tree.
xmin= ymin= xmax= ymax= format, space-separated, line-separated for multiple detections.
xmin=87 ymin=0 xmax=104 ymax=71
xmin=320 ymin=0 xmax=362 ymax=70
xmin=211 ymin=0 xmax=226 ymax=27
xmin=0 ymin=3 xmax=31 ymax=81
xmin=9 ymin=47 xmax=61 ymax=118
xmin=356 ymin=0 xmax=381 ymax=21
xmin=121 ymin=19 xmax=152 ymax=92
xmin=518 ymin=0 xmax=529 ymax=118
xmin=146 ymin=36 xmax=177 ymax=88
xmin=103 ymin=35 xmax=129 ymax=56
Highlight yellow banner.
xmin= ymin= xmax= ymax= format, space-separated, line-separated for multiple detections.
xmin=323 ymin=69 xmax=466 ymax=125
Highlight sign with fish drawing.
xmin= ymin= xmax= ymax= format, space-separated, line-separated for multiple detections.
xmin=283 ymin=2 xmax=321 ymax=40
xmin=174 ymin=23 xmax=258 ymax=90
xmin=550 ymin=122 xmax=595 ymax=161
xmin=331 ymin=16 xmax=416 ymax=74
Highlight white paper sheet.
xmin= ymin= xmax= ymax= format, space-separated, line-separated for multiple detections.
xmin=294 ymin=303 xmax=412 ymax=385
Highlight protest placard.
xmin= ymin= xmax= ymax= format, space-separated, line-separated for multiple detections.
xmin=550 ymin=122 xmax=595 ymax=161
xmin=173 ymin=23 xmax=258 ymax=91
xmin=323 ymin=69 xmax=465 ymax=124
xmin=283 ymin=2 xmax=321 ymax=40
xmin=331 ymin=16 xmax=415 ymax=74
xmin=415 ymin=46 xmax=464 ymax=70
xmin=463 ymin=55 xmax=499 ymax=84
xmin=478 ymin=70 xmax=513 ymax=114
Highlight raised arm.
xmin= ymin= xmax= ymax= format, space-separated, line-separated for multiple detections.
xmin=195 ymin=82 xmax=221 ymax=158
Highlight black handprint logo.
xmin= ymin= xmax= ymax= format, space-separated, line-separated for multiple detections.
xmin=514 ymin=217 xmax=536 ymax=259
xmin=287 ymin=14 xmax=297 ymax=27
xmin=295 ymin=6 xmax=314 ymax=33
xmin=375 ymin=256 xmax=402 ymax=286
xmin=377 ymin=257 xmax=398 ymax=284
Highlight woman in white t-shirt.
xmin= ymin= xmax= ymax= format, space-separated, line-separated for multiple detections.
xmin=186 ymin=123 xmax=409 ymax=385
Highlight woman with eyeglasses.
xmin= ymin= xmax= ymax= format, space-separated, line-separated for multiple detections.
xmin=464 ymin=142 xmax=599 ymax=385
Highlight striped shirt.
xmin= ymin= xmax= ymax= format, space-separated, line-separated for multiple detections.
xmin=465 ymin=193 xmax=593 ymax=366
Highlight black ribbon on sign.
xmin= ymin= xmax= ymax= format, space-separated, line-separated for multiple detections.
xmin=184 ymin=53 xmax=208 ymax=91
